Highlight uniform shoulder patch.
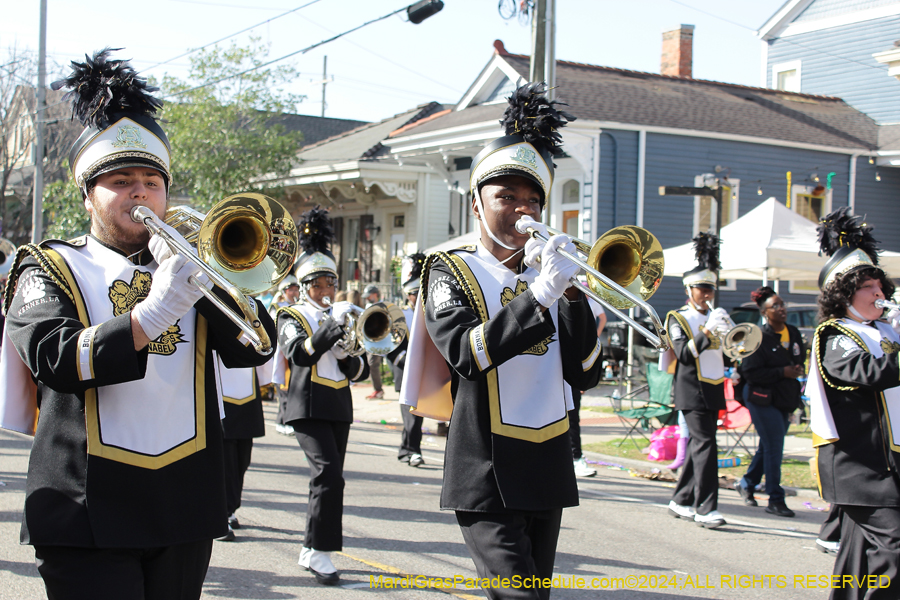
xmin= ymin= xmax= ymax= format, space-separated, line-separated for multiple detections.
xmin=832 ymin=334 xmax=862 ymax=358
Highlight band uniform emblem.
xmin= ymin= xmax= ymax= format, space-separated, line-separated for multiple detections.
xmin=500 ymin=280 xmax=551 ymax=355
xmin=112 ymin=125 xmax=148 ymax=149
xmin=109 ymin=271 xmax=185 ymax=355
xmin=880 ymin=338 xmax=900 ymax=355
xmin=511 ymin=146 xmax=537 ymax=169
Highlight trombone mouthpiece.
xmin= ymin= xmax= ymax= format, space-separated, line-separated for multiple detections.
xmin=515 ymin=219 xmax=531 ymax=235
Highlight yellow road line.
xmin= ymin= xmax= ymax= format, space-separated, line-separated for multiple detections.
xmin=335 ymin=551 xmax=483 ymax=600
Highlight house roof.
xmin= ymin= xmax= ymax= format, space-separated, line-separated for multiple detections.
xmin=878 ymin=123 xmax=900 ymax=152
xmin=273 ymin=113 xmax=368 ymax=147
xmin=401 ymin=51 xmax=880 ymax=151
xmin=292 ymin=102 xmax=448 ymax=169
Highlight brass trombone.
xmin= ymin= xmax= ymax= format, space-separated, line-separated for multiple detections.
xmin=131 ymin=192 xmax=298 ymax=355
xmin=515 ymin=220 xmax=671 ymax=351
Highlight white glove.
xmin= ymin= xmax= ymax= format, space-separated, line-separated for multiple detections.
xmin=515 ymin=215 xmax=549 ymax=241
xmin=529 ymin=234 xmax=580 ymax=308
xmin=331 ymin=345 xmax=350 ymax=361
xmin=330 ymin=301 xmax=356 ymax=326
xmin=523 ymin=236 xmax=545 ymax=270
xmin=133 ymin=255 xmax=205 ymax=340
xmin=148 ymin=220 xmax=198 ymax=265
xmin=704 ymin=307 xmax=730 ymax=334
xmin=887 ymin=308 xmax=900 ymax=337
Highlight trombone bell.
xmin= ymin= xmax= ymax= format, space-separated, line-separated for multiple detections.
xmin=585 ymin=226 xmax=664 ymax=310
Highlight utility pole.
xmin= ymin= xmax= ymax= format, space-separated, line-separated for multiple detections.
xmin=545 ymin=0 xmax=556 ymax=99
xmin=32 ymin=0 xmax=47 ymax=243
xmin=658 ymin=184 xmax=728 ymax=306
xmin=321 ymin=56 xmax=328 ymax=118
xmin=530 ymin=0 xmax=547 ymax=84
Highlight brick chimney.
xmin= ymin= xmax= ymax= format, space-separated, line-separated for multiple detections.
xmin=661 ymin=25 xmax=694 ymax=78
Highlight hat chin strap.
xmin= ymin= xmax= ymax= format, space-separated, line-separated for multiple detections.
xmin=474 ymin=187 xmax=518 ymax=251
xmin=847 ymin=303 xmax=870 ymax=323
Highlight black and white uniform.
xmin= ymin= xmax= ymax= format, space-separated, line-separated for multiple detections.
xmin=664 ymin=305 xmax=726 ymax=516
xmin=808 ymin=318 xmax=900 ymax=600
xmin=218 ymin=361 xmax=266 ymax=519
xmin=423 ymin=244 xmax=602 ymax=600
xmin=388 ymin=305 xmax=422 ymax=461
xmin=0 ymin=236 xmax=274 ymax=598
xmin=276 ymin=301 xmax=368 ymax=551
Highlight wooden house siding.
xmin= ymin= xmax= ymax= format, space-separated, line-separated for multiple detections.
xmin=596 ymin=129 xmax=640 ymax=236
xmin=424 ymin=173 xmax=451 ymax=250
xmin=766 ymin=15 xmax=900 ymax=123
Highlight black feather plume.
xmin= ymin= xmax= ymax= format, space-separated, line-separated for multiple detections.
xmin=297 ymin=206 xmax=334 ymax=256
xmin=407 ymin=252 xmax=426 ymax=281
xmin=816 ymin=206 xmax=880 ymax=264
xmin=51 ymin=48 xmax=163 ymax=129
xmin=499 ymin=82 xmax=576 ymax=158
xmin=692 ymin=232 xmax=720 ymax=272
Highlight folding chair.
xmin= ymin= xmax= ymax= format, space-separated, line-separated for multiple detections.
xmin=717 ymin=399 xmax=756 ymax=457
xmin=613 ymin=362 xmax=675 ymax=449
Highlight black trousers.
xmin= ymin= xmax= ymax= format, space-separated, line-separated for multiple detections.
xmin=34 ymin=540 xmax=213 ymax=600
xmin=223 ymin=437 xmax=254 ymax=516
xmin=398 ymin=405 xmax=423 ymax=459
xmin=821 ymin=504 xmax=844 ymax=543
xmin=831 ymin=505 xmax=900 ymax=600
xmin=292 ymin=419 xmax=350 ymax=551
xmin=671 ymin=409 xmax=719 ymax=515
xmin=568 ymin=389 xmax=582 ymax=459
xmin=456 ymin=509 xmax=562 ymax=600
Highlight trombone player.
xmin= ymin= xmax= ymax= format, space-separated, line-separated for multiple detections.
xmin=402 ymin=82 xmax=602 ymax=599
xmin=0 ymin=49 xmax=276 ymax=599
xmin=663 ymin=232 xmax=730 ymax=529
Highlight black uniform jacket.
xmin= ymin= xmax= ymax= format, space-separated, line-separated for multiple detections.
xmin=5 ymin=238 xmax=276 ymax=548
xmin=667 ymin=309 xmax=726 ymax=412
xmin=387 ymin=337 xmax=408 ymax=393
xmin=221 ymin=367 xmax=266 ymax=440
xmin=424 ymin=253 xmax=602 ymax=513
xmin=740 ymin=323 xmax=805 ymax=412
xmin=276 ymin=306 xmax=369 ymax=424
xmin=816 ymin=321 xmax=900 ymax=507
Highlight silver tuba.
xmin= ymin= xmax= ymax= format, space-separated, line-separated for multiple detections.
xmin=131 ymin=192 xmax=299 ymax=355
xmin=331 ymin=300 xmax=408 ymax=357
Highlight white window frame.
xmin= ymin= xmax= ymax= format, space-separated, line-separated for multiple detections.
xmin=789 ymin=183 xmax=833 ymax=295
xmin=772 ymin=59 xmax=802 ymax=93
xmin=693 ymin=176 xmax=739 ymax=291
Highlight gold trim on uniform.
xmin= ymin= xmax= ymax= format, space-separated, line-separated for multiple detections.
xmin=223 ymin=368 xmax=259 ymax=406
xmin=667 ymin=310 xmax=724 ymax=385
xmin=582 ymin=339 xmax=601 ymax=372
xmin=813 ymin=320 xmax=862 ymax=392
xmin=281 ymin=307 xmax=349 ymax=390
xmin=446 ymin=254 xmax=569 ymax=443
xmin=77 ymin=325 xmax=98 ymax=381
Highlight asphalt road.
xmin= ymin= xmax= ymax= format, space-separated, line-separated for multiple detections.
xmin=0 ymin=400 xmax=840 ymax=599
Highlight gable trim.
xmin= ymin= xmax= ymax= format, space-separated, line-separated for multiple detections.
xmin=782 ymin=4 xmax=900 ymax=37
xmin=457 ymin=55 xmax=527 ymax=111
xmin=758 ymin=0 xmax=814 ymax=40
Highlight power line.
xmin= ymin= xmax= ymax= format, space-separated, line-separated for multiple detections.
xmin=165 ymin=0 xmax=292 ymax=9
xmin=164 ymin=4 xmax=410 ymax=99
xmin=143 ymin=0 xmax=324 ymax=73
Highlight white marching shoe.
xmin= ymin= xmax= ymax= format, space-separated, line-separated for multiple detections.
xmin=694 ymin=510 xmax=726 ymax=529
xmin=667 ymin=500 xmax=696 ymax=520
xmin=299 ymin=547 xmax=340 ymax=586
xmin=574 ymin=457 xmax=597 ymax=477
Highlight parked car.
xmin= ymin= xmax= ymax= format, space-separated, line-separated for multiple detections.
xmin=728 ymin=302 xmax=817 ymax=348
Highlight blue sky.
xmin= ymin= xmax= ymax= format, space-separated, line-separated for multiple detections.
xmin=2 ymin=0 xmax=787 ymax=122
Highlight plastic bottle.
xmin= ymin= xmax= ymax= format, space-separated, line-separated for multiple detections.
xmin=717 ymin=456 xmax=741 ymax=468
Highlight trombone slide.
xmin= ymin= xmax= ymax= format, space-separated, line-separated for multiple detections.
xmin=132 ymin=206 xmax=274 ymax=355
xmin=876 ymin=299 xmax=900 ymax=311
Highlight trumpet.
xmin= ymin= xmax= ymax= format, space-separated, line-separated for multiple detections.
xmin=326 ymin=298 xmax=408 ymax=357
xmin=516 ymin=220 xmax=671 ymax=351
xmin=876 ymin=299 xmax=900 ymax=311
xmin=132 ymin=192 xmax=298 ymax=355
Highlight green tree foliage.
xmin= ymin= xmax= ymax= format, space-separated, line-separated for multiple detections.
xmin=43 ymin=176 xmax=89 ymax=240
xmin=158 ymin=39 xmax=306 ymax=211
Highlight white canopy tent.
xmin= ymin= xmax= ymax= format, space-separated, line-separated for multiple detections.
xmin=663 ymin=197 xmax=900 ymax=282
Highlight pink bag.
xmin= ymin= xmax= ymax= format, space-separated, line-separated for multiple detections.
xmin=647 ymin=425 xmax=680 ymax=461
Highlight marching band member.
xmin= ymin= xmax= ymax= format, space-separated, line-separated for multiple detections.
xmin=662 ymin=233 xmax=729 ymax=529
xmin=808 ymin=207 xmax=900 ymax=599
xmin=401 ymin=82 xmax=602 ymax=600
xmin=216 ymin=358 xmax=267 ymax=541
xmin=0 ymin=49 xmax=275 ymax=599
xmin=390 ymin=253 xmax=426 ymax=467
xmin=275 ymin=207 xmax=368 ymax=586
xmin=269 ymin=275 xmax=300 ymax=434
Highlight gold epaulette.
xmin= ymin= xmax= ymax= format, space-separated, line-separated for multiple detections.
xmin=813 ymin=319 xmax=863 ymax=391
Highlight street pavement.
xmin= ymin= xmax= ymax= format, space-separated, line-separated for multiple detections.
xmin=0 ymin=379 xmax=838 ymax=599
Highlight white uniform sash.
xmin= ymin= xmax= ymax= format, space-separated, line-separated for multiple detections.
xmin=457 ymin=244 xmax=570 ymax=441
xmin=284 ymin=302 xmax=347 ymax=387
xmin=670 ymin=306 xmax=724 ymax=384
xmin=809 ymin=318 xmax=900 ymax=449
xmin=54 ymin=239 xmax=206 ymax=468
xmin=216 ymin=355 xmax=258 ymax=405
